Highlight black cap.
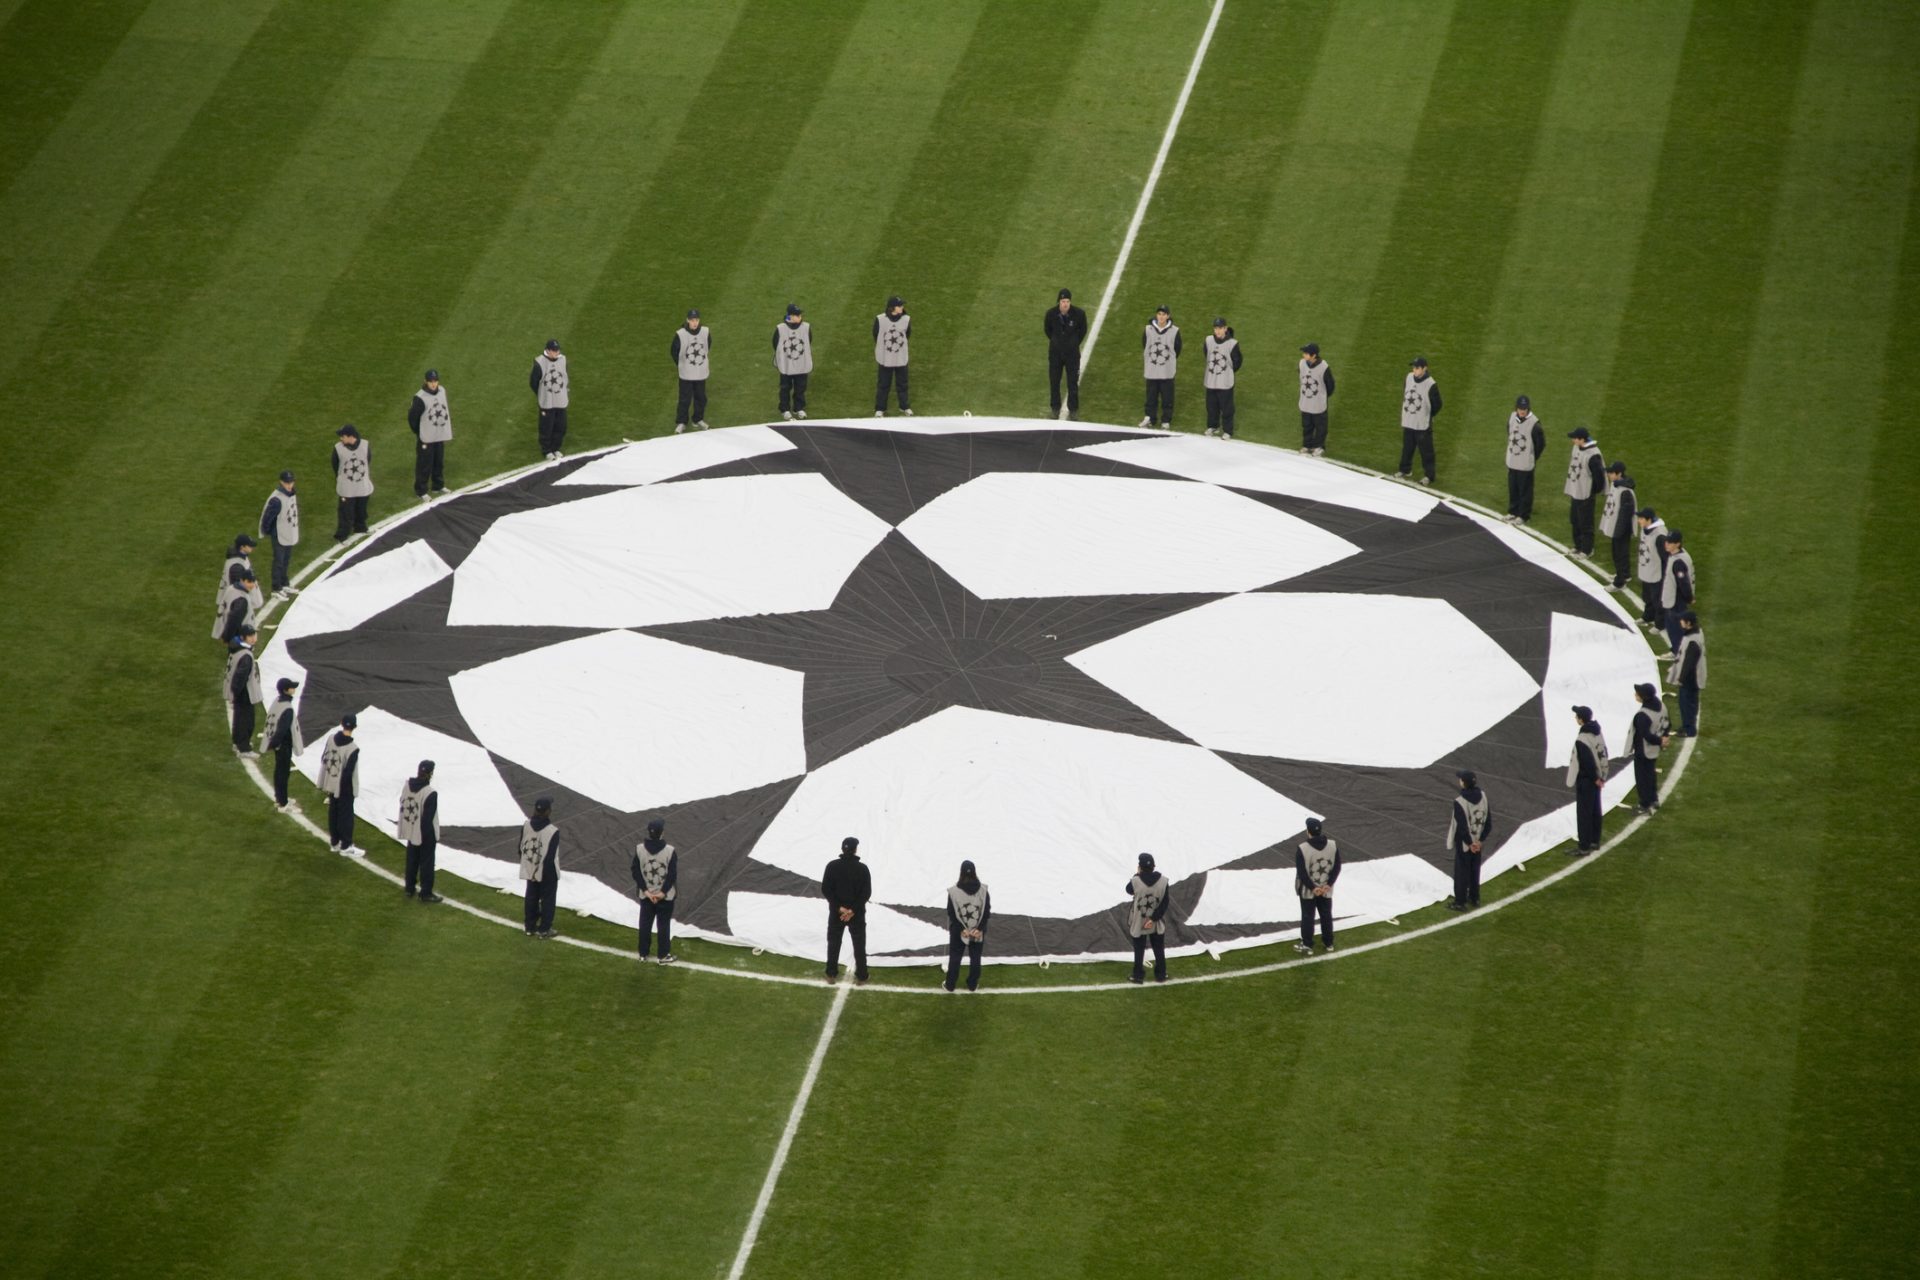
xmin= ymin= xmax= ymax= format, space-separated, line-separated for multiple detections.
xmin=1515 ymin=394 xmax=1530 ymax=409
xmin=418 ymin=759 xmax=436 ymax=777
xmin=276 ymin=677 xmax=299 ymax=693
xmin=424 ymin=368 xmax=439 ymax=382
xmin=1300 ymin=342 xmax=1319 ymax=356
xmin=1664 ymin=528 xmax=1683 ymax=543
xmin=686 ymin=308 xmax=700 ymax=320
xmin=341 ymin=713 xmax=357 ymax=729
xmin=1456 ymin=768 xmax=1477 ymax=787
xmin=785 ymin=303 xmax=801 ymax=317
xmin=1637 ymin=505 xmax=1656 ymax=519
xmin=1212 ymin=316 xmax=1228 ymax=327
xmin=1058 ymin=288 xmax=1072 ymax=300
xmin=1138 ymin=852 xmax=1155 ymax=871
xmin=1572 ymin=704 xmax=1593 ymax=720
xmin=1677 ymin=610 xmax=1698 ymax=627
xmin=239 ymin=569 xmax=256 ymax=582
xmin=278 ymin=469 xmax=296 ymax=483
xmin=237 ymin=623 xmax=257 ymax=637
xmin=1567 ymin=426 xmax=1591 ymax=440
xmin=545 ymin=339 xmax=561 ymax=351
xmin=534 ymin=795 xmax=553 ymax=814
xmin=1634 ymin=682 xmax=1657 ymax=701
xmin=336 ymin=423 xmax=358 ymax=437
xmin=1607 ymin=460 xmax=1626 ymax=474
xmin=234 ymin=533 xmax=256 ymax=547
xmin=647 ymin=817 xmax=665 ymax=837
xmin=886 ymin=295 xmax=904 ymax=310
xmin=1410 ymin=356 xmax=1428 ymax=368
xmin=841 ymin=836 xmax=859 ymax=854
xmin=1156 ymin=304 xmax=1171 ymax=315
xmin=1304 ymin=817 xmax=1324 ymax=835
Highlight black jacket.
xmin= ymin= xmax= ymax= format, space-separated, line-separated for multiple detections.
xmin=1044 ymin=305 xmax=1088 ymax=355
xmin=821 ymin=852 xmax=872 ymax=917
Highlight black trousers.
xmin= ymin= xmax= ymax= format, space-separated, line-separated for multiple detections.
xmin=272 ymin=745 xmax=293 ymax=805
xmin=639 ymin=898 xmax=675 ymax=957
xmin=1131 ymin=932 xmax=1167 ymax=982
xmin=1398 ymin=428 xmax=1435 ymax=479
xmin=230 ymin=699 xmax=255 ymax=752
xmin=1452 ymin=848 xmax=1481 ymax=906
xmin=778 ymin=372 xmax=809 ymax=414
xmin=412 ymin=439 xmax=446 ymax=495
xmin=1301 ymin=409 xmax=1328 ymax=451
xmin=1610 ymin=527 xmax=1635 ymax=585
xmin=269 ymin=539 xmax=293 ymax=592
xmin=826 ymin=911 xmax=868 ymax=979
xmin=1144 ymin=378 xmax=1175 ymax=426
xmin=676 ymin=378 xmax=708 ymax=425
xmin=1677 ymin=684 xmax=1700 ymax=736
xmin=1205 ymin=387 xmax=1236 ymax=436
xmin=525 ymin=866 xmax=558 ymax=933
xmin=1632 ymin=754 xmax=1660 ymax=809
xmin=1048 ymin=349 xmax=1081 ymax=414
xmin=876 ymin=364 xmax=910 ymax=411
xmin=405 ymin=841 xmax=436 ymax=895
xmin=1574 ymin=778 xmax=1603 ymax=848
xmin=1569 ymin=496 xmax=1597 ymax=553
xmin=1299 ymin=895 xmax=1333 ymax=946
xmin=538 ymin=407 xmax=568 ymax=455
xmin=1640 ymin=580 xmax=1662 ymax=627
xmin=327 ymin=793 xmax=356 ymax=849
xmin=333 ymin=496 xmax=368 ymax=541
xmin=946 ymin=930 xmax=983 ymax=991
xmin=1507 ymin=468 xmax=1535 ymax=520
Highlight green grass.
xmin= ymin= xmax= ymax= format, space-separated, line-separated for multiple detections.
xmin=1 ymin=1 xmax=1916 ymax=1276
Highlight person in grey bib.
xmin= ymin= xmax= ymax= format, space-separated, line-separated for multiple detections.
xmin=330 ymin=423 xmax=373 ymax=543
xmin=821 ymin=836 xmax=871 ymax=983
xmin=1601 ymin=461 xmax=1637 ymax=588
xmin=1446 ymin=769 xmax=1493 ymax=910
xmin=1668 ymin=611 xmax=1706 ymax=738
xmin=263 ymin=676 xmax=303 ymax=810
xmin=1293 ymin=818 xmax=1341 ymax=953
xmin=1659 ymin=530 xmax=1696 ymax=653
xmin=1504 ymin=395 xmax=1544 ymax=522
xmin=1202 ymin=317 xmax=1242 ymax=438
xmin=1629 ymin=683 xmax=1668 ymax=815
xmin=211 ymin=535 xmax=258 ymax=646
xmin=671 ymin=310 xmax=711 ymax=432
xmin=259 ymin=474 xmax=300 ymax=596
xmin=1396 ymin=357 xmax=1442 ymax=484
xmin=530 ymin=340 xmax=569 ymax=460
xmin=320 ymin=713 xmax=361 ymax=854
xmin=1567 ymin=705 xmax=1607 ymax=854
xmin=397 ymin=759 xmax=441 ymax=902
xmin=1563 ymin=427 xmax=1605 ymax=557
xmin=1636 ymin=508 xmax=1669 ymax=630
xmin=407 ymin=368 xmax=452 ymax=499
xmin=1044 ymin=288 xmax=1087 ymax=419
xmin=944 ymin=859 xmax=991 ymax=992
xmin=873 ymin=295 xmax=912 ymax=416
xmin=224 ymin=626 xmax=262 ymax=756
xmin=772 ymin=303 xmax=813 ymax=421
xmin=1140 ymin=305 xmax=1181 ymax=429
xmin=631 ymin=817 xmax=678 ymax=963
xmin=519 ymin=796 xmax=561 ymax=938
xmin=1126 ymin=852 xmax=1171 ymax=983
xmin=1298 ymin=343 xmax=1334 ymax=453
xmin=214 ymin=559 xmax=263 ymax=648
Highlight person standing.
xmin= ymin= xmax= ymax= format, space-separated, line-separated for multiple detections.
xmin=1636 ymin=507 xmax=1669 ymax=631
xmin=218 ymin=568 xmax=262 ymax=646
xmin=631 ymin=817 xmax=678 ymax=964
xmin=1669 ymin=611 xmax=1707 ymax=738
xmin=1504 ymin=395 xmax=1545 ymax=523
xmin=821 ymin=836 xmax=871 ymax=984
xmin=944 ymin=860 xmax=990 ymax=992
xmin=671 ymin=310 xmax=711 ymax=433
xmin=224 ymin=626 xmax=262 ymax=757
xmin=407 ymin=369 xmax=452 ymax=499
xmin=1298 ymin=343 xmax=1334 ymax=454
xmin=1202 ymin=318 xmax=1242 ymax=439
xmin=1445 ymin=769 xmax=1493 ymax=910
xmin=519 ymin=796 xmax=561 ymax=937
xmin=331 ymin=424 xmax=373 ymax=543
xmin=530 ymin=340 xmax=569 ymax=461
xmin=1139 ymin=305 xmax=1181 ymax=429
xmin=1566 ymin=705 xmax=1607 ymax=854
xmin=1660 ymin=530 xmax=1697 ymax=653
xmin=1292 ymin=818 xmax=1340 ymax=954
xmin=1397 ymin=357 xmax=1442 ymax=485
xmin=259 ymin=473 xmax=300 ymax=598
xmin=1562 ymin=427 xmax=1605 ymax=558
xmin=1126 ymin=852 xmax=1171 ymax=983
xmin=1629 ymin=683 xmax=1669 ymax=815
xmin=772 ymin=303 xmax=813 ymax=421
xmin=262 ymin=677 xmax=303 ymax=811
xmin=397 ymin=759 xmax=442 ymax=903
xmin=873 ymin=295 xmax=913 ymax=417
xmin=1600 ymin=461 xmax=1637 ymax=589
xmin=1044 ymin=288 xmax=1087 ymax=420
xmin=320 ymin=712 xmax=361 ymax=854
xmin=211 ymin=535 xmax=257 ymax=643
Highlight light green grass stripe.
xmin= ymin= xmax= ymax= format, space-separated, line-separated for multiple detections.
xmin=0 ymin=0 xmax=152 ymax=193
xmin=1590 ymin=2 xmax=1920 ymax=1273
xmin=0 ymin=0 xmax=279 ymax=379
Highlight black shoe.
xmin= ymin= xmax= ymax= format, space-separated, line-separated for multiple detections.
xmin=824 ymin=970 xmax=839 ymax=984
xmin=855 ymin=973 xmax=869 ymax=985
xmin=404 ymin=887 xmax=416 ymax=897
xmin=419 ymin=893 xmax=443 ymax=904
xmin=1446 ymin=900 xmax=1466 ymax=911
xmin=1129 ymin=974 xmax=1144 ymax=985
xmin=536 ymin=928 xmax=557 ymax=939
xmin=1154 ymin=974 xmax=1167 ymax=983
xmin=943 ymin=982 xmax=956 ymax=993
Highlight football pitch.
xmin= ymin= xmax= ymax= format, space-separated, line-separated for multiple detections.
xmin=2 ymin=0 xmax=1915 ymax=1276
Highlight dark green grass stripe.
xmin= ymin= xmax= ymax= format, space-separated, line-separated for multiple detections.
xmin=1343 ymin=0 xmax=1574 ymax=483
xmin=0 ymin=0 xmax=153 ymax=196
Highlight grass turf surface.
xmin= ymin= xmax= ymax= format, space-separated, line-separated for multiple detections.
xmin=1 ymin=0 xmax=1916 ymax=1276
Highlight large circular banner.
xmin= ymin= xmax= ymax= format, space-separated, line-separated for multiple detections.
xmin=260 ymin=418 xmax=1657 ymax=965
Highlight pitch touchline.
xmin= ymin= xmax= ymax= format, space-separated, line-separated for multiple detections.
xmin=1070 ymin=0 xmax=1229 ymax=406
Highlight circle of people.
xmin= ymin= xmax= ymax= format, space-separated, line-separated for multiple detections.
xmin=210 ymin=291 xmax=1711 ymax=990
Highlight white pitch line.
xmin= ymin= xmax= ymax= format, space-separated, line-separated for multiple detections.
xmin=1069 ymin=0 xmax=1228 ymax=410
xmin=726 ymin=981 xmax=851 ymax=1280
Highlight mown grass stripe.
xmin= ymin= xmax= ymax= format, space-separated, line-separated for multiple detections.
xmin=0 ymin=0 xmax=152 ymax=195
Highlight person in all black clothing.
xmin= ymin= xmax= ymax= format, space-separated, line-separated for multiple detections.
xmin=1044 ymin=288 xmax=1088 ymax=419
xmin=1293 ymin=818 xmax=1341 ymax=954
xmin=944 ymin=859 xmax=990 ymax=992
xmin=822 ymin=835 xmax=872 ymax=983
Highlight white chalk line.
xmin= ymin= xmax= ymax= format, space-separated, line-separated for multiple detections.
xmin=1067 ymin=0 xmax=1228 ymax=411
